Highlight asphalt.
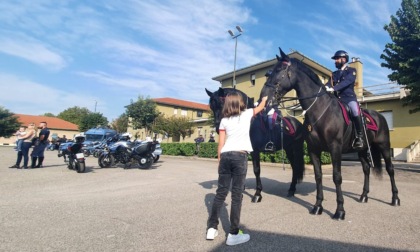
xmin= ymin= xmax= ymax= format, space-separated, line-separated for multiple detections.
xmin=1 ymin=147 xmax=420 ymax=252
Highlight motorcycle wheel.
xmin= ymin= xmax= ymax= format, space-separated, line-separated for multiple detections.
xmin=98 ymin=154 xmax=114 ymax=168
xmin=138 ymin=155 xmax=153 ymax=169
xmin=153 ymin=155 xmax=160 ymax=163
xmin=77 ymin=162 xmax=86 ymax=173
xmin=83 ymin=149 xmax=90 ymax=157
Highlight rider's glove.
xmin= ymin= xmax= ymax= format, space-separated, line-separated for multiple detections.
xmin=325 ymin=86 xmax=335 ymax=93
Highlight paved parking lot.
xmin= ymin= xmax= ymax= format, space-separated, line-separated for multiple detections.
xmin=1 ymin=146 xmax=420 ymax=252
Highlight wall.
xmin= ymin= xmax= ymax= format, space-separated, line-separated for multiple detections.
xmin=0 ymin=129 xmax=79 ymax=146
xmin=127 ymin=103 xmax=215 ymax=143
xmin=360 ymin=98 xmax=420 ymax=151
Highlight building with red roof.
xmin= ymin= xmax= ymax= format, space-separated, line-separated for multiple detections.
xmin=0 ymin=114 xmax=80 ymax=146
xmin=127 ymin=97 xmax=214 ymax=143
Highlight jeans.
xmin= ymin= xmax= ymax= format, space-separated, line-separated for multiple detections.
xmin=16 ymin=142 xmax=32 ymax=167
xmin=208 ymin=151 xmax=248 ymax=234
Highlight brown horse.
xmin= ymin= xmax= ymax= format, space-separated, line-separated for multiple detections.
xmin=260 ymin=48 xmax=400 ymax=220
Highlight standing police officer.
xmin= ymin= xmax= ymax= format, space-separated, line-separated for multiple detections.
xmin=326 ymin=50 xmax=364 ymax=149
xmin=31 ymin=121 xmax=50 ymax=168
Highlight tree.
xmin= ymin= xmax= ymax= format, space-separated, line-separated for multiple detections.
xmin=153 ymin=115 xmax=194 ymax=141
xmin=381 ymin=0 xmax=420 ymax=113
xmin=0 ymin=107 xmax=21 ymax=138
xmin=57 ymin=106 xmax=91 ymax=126
xmin=125 ymin=96 xmax=160 ymax=135
xmin=110 ymin=113 xmax=128 ymax=133
xmin=42 ymin=113 xmax=55 ymax=117
xmin=79 ymin=112 xmax=109 ymax=132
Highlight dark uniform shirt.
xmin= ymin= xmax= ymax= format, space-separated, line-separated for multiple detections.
xmin=326 ymin=66 xmax=357 ymax=104
xmin=39 ymin=128 xmax=50 ymax=144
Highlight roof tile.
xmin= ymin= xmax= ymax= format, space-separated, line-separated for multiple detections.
xmin=152 ymin=97 xmax=210 ymax=111
xmin=15 ymin=114 xmax=79 ymax=131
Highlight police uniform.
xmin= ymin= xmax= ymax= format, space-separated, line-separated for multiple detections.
xmin=327 ymin=50 xmax=364 ymax=150
xmin=326 ymin=66 xmax=357 ymax=105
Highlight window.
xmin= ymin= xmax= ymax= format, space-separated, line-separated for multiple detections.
xmin=250 ymin=73 xmax=256 ymax=86
xmin=174 ymin=107 xmax=178 ymax=115
xmin=380 ymin=111 xmax=393 ymax=130
xmin=181 ymin=109 xmax=187 ymax=116
xmin=197 ymin=110 xmax=203 ymax=117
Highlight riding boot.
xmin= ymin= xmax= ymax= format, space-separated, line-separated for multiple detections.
xmin=353 ymin=115 xmax=365 ymax=150
xmin=36 ymin=157 xmax=44 ymax=168
xmin=31 ymin=157 xmax=37 ymax=168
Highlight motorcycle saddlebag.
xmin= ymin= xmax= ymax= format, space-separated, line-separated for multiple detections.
xmin=134 ymin=142 xmax=155 ymax=155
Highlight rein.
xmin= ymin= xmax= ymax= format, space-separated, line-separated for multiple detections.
xmin=300 ymin=86 xmax=324 ymax=116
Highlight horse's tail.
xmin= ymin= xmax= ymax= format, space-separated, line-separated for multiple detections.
xmin=371 ymin=144 xmax=383 ymax=177
xmin=295 ymin=136 xmax=305 ymax=182
xmin=291 ymin=119 xmax=305 ymax=182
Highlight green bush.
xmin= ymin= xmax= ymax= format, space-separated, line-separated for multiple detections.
xmin=161 ymin=142 xmax=331 ymax=164
xmin=197 ymin=142 xmax=218 ymax=158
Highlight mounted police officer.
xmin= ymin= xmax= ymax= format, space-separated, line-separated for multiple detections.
xmin=325 ymin=50 xmax=365 ymax=149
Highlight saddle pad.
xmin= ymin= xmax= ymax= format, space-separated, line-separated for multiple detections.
xmin=281 ymin=117 xmax=296 ymax=136
xmin=363 ymin=111 xmax=378 ymax=131
xmin=338 ymin=102 xmax=378 ymax=131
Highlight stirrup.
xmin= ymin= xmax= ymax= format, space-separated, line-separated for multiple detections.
xmin=265 ymin=141 xmax=275 ymax=152
xmin=352 ymin=138 xmax=364 ymax=150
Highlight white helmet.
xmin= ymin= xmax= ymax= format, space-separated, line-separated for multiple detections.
xmin=121 ymin=132 xmax=132 ymax=138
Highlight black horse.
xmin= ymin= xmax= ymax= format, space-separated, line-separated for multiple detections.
xmin=261 ymin=48 xmax=400 ymax=220
xmin=206 ymin=87 xmax=306 ymax=201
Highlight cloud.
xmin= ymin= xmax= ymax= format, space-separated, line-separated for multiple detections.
xmin=0 ymin=33 xmax=67 ymax=70
xmin=0 ymin=73 xmax=98 ymax=115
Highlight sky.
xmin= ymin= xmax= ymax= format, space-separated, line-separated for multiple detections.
xmin=0 ymin=0 xmax=402 ymax=122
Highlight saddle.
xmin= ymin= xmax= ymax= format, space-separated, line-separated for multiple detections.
xmin=338 ymin=102 xmax=378 ymax=131
xmin=263 ymin=112 xmax=296 ymax=136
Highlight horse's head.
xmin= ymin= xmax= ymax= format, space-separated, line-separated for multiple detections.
xmin=206 ymin=87 xmax=225 ymax=134
xmin=206 ymin=87 xmax=255 ymax=134
xmin=260 ymin=47 xmax=296 ymax=108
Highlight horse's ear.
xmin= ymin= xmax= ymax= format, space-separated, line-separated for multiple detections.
xmin=217 ymin=87 xmax=224 ymax=96
xmin=276 ymin=54 xmax=281 ymax=61
xmin=279 ymin=47 xmax=290 ymax=62
xmin=205 ymin=88 xmax=213 ymax=97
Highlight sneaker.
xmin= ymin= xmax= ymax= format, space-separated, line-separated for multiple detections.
xmin=206 ymin=228 xmax=218 ymax=240
xmin=226 ymin=230 xmax=250 ymax=246
xmin=9 ymin=164 xmax=19 ymax=168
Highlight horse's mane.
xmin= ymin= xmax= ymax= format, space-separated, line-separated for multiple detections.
xmin=291 ymin=58 xmax=324 ymax=87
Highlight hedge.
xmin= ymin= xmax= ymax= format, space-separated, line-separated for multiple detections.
xmin=160 ymin=142 xmax=331 ymax=164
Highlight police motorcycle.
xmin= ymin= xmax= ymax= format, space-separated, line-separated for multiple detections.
xmin=82 ymin=140 xmax=104 ymax=157
xmin=140 ymin=136 xmax=162 ymax=163
xmin=57 ymin=135 xmax=87 ymax=173
xmin=97 ymin=133 xmax=156 ymax=169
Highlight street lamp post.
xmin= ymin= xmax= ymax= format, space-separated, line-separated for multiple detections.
xmin=228 ymin=26 xmax=243 ymax=88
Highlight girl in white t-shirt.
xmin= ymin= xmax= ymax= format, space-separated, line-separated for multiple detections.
xmin=206 ymin=92 xmax=267 ymax=246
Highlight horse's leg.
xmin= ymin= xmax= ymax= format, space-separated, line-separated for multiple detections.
xmin=358 ymin=150 xmax=371 ymax=203
xmin=308 ymin=148 xmax=324 ymax=215
xmin=251 ymin=151 xmax=263 ymax=203
xmin=378 ymin=144 xmax=400 ymax=206
xmin=330 ymin=146 xmax=346 ymax=220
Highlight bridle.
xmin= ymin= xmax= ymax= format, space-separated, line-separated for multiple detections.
xmin=264 ymin=60 xmax=329 ymax=117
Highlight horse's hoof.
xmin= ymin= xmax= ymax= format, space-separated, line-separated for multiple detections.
xmin=391 ymin=198 xmax=400 ymax=206
xmin=287 ymin=191 xmax=295 ymax=197
xmin=332 ymin=211 xmax=346 ymax=220
xmin=359 ymin=195 xmax=368 ymax=203
xmin=310 ymin=205 xmax=323 ymax=215
xmin=252 ymin=195 xmax=262 ymax=203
